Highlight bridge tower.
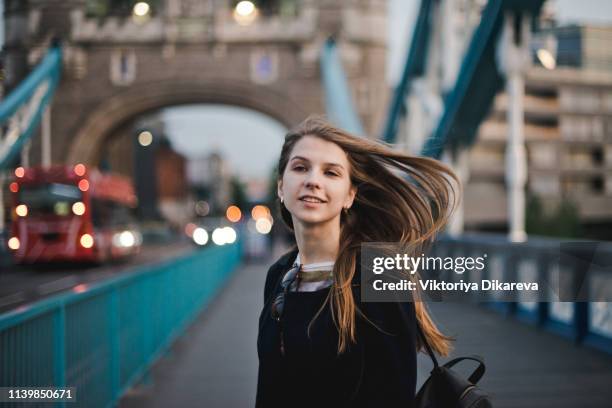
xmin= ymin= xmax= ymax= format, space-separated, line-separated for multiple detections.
xmin=3 ymin=0 xmax=388 ymax=176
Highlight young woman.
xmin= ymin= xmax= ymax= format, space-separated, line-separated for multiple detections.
xmin=256 ymin=117 xmax=460 ymax=407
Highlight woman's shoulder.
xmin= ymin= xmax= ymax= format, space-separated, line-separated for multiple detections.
xmin=271 ymin=246 xmax=299 ymax=269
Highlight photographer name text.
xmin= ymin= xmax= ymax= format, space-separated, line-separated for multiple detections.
xmin=372 ymin=279 xmax=539 ymax=292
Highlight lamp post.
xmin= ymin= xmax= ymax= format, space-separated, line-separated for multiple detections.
xmin=496 ymin=12 xmax=531 ymax=243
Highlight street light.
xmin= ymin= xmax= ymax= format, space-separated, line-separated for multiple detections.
xmin=133 ymin=2 xmax=150 ymax=17
xmin=536 ymin=49 xmax=556 ymax=70
xmin=132 ymin=2 xmax=151 ymax=24
xmin=138 ymin=131 xmax=153 ymax=147
xmin=233 ymin=1 xmax=258 ymax=25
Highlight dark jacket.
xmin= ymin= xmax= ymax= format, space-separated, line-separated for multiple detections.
xmin=256 ymin=248 xmax=417 ymax=408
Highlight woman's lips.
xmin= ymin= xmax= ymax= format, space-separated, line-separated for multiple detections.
xmin=299 ymin=195 xmax=326 ymax=203
xmin=299 ymin=197 xmax=325 ymax=207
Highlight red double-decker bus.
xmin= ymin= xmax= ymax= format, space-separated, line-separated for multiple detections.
xmin=7 ymin=164 xmax=142 ymax=263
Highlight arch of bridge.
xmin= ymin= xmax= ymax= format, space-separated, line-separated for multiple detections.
xmin=67 ymin=78 xmax=309 ymax=164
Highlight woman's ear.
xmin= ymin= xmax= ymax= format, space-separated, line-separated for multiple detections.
xmin=346 ymin=185 xmax=357 ymax=209
xmin=277 ymin=179 xmax=283 ymax=202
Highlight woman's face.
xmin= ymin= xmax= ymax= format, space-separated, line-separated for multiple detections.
xmin=278 ymin=135 xmax=356 ymax=226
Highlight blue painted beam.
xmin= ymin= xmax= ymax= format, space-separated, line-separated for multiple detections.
xmin=320 ymin=37 xmax=365 ymax=136
xmin=422 ymin=0 xmax=545 ymax=158
xmin=0 ymin=46 xmax=62 ymax=169
xmin=381 ymin=0 xmax=433 ymax=143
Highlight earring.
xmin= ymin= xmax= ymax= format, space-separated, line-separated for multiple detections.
xmin=280 ymin=197 xmax=284 ymax=204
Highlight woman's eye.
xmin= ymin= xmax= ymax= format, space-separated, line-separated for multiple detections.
xmin=325 ymin=171 xmax=339 ymax=177
xmin=293 ymin=165 xmax=306 ymax=171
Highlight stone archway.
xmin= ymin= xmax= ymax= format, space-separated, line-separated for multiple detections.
xmin=67 ymin=78 xmax=309 ymax=165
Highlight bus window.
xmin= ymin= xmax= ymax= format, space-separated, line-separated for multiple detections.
xmin=18 ymin=183 xmax=82 ymax=217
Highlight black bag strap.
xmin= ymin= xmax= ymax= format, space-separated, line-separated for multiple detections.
xmin=416 ymin=323 xmax=486 ymax=385
xmin=442 ymin=355 xmax=486 ymax=384
xmin=415 ymin=321 xmax=439 ymax=368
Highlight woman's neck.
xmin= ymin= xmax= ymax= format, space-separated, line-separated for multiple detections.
xmin=293 ymin=215 xmax=340 ymax=265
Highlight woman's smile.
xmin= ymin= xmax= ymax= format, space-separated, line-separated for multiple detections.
xmin=299 ymin=195 xmax=327 ymax=207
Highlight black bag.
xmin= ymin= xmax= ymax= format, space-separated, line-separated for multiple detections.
xmin=415 ymin=323 xmax=493 ymax=408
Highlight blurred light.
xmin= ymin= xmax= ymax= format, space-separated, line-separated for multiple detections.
xmin=9 ymin=182 xmax=19 ymax=193
xmin=72 ymin=202 xmax=86 ymax=216
xmin=195 ymin=200 xmax=210 ymax=217
xmin=133 ymin=2 xmax=150 ymax=17
xmin=120 ymin=231 xmax=135 ymax=247
xmin=54 ymin=202 xmax=70 ymax=216
xmin=15 ymin=167 xmax=25 ymax=178
xmin=80 ymin=234 xmax=94 ymax=248
xmin=78 ymin=179 xmax=89 ymax=191
xmin=226 ymin=205 xmax=242 ymax=223
xmin=113 ymin=231 xmax=136 ymax=248
xmin=212 ymin=228 xmax=226 ymax=246
xmin=233 ymin=1 xmax=258 ymax=25
xmin=251 ymin=205 xmax=270 ymax=220
xmin=256 ymin=217 xmax=272 ymax=234
xmin=236 ymin=1 xmax=255 ymax=16
xmin=537 ymin=49 xmax=556 ymax=70
xmin=16 ymin=204 xmax=28 ymax=217
xmin=138 ymin=131 xmax=153 ymax=146
xmin=74 ymin=163 xmax=86 ymax=176
xmin=73 ymin=284 xmax=89 ymax=294
xmin=193 ymin=227 xmax=209 ymax=246
xmin=223 ymin=226 xmax=237 ymax=244
xmin=8 ymin=237 xmax=20 ymax=250
xmin=184 ymin=222 xmax=197 ymax=237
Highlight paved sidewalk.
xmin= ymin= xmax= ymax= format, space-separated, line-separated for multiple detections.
xmin=119 ymin=258 xmax=268 ymax=408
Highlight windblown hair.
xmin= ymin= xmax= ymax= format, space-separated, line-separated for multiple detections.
xmin=277 ymin=116 xmax=461 ymax=356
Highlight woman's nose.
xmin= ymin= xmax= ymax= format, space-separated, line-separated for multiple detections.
xmin=304 ymin=170 xmax=322 ymax=189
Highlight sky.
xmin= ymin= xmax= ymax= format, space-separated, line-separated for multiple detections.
xmin=161 ymin=105 xmax=286 ymax=181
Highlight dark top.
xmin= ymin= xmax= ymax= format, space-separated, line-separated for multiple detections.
xmin=256 ymin=249 xmax=417 ymax=408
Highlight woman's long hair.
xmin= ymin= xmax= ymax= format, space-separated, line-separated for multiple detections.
xmin=277 ymin=116 xmax=461 ymax=356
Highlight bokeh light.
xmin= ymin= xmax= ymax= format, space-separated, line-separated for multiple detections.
xmin=193 ymin=228 xmax=209 ymax=246
xmin=251 ymin=205 xmax=270 ymax=220
xmin=16 ymin=204 xmax=28 ymax=217
xmin=80 ymin=234 xmax=94 ymax=248
xmin=8 ymin=237 xmax=20 ymax=250
xmin=74 ymin=163 xmax=86 ymax=176
xmin=78 ymin=179 xmax=89 ymax=191
xmin=255 ymin=218 xmax=272 ymax=234
xmin=133 ymin=2 xmax=150 ymax=17
xmin=72 ymin=202 xmax=86 ymax=216
xmin=226 ymin=205 xmax=242 ymax=223
xmin=138 ymin=131 xmax=153 ymax=147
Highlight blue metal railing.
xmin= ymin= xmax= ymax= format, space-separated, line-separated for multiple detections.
xmin=0 ymin=243 xmax=241 ymax=408
xmin=0 ymin=45 xmax=62 ymax=169
xmin=430 ymin=234 xmax=612 ymax=355
xmin=320 ymin=37 xmax=365 ymax=136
